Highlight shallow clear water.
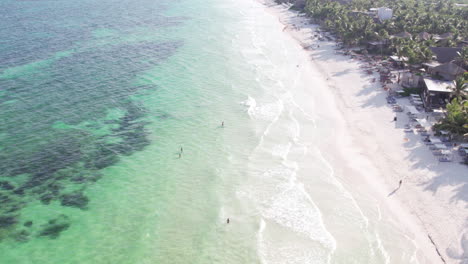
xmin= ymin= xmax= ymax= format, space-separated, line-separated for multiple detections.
xmin=1 ymin=0 xmax=421 ymax=263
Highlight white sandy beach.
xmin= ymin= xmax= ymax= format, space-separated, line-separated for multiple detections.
xmin=258 ymin=1 xmax=468 ymax=263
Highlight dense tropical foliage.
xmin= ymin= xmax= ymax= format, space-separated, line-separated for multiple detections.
xmin=433 ymin=98 xmax=468 ymax=137
xmin=304 ymin=0 xmax=468 ymax=64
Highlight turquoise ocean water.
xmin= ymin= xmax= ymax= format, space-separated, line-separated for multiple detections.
xmin=1 ymin=0 xmax=264 ymax=262
xmin=1 ymin=0 xmax=423 ymax=263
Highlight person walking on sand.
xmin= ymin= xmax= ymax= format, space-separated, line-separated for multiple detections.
xmin=399 ymin=180 xmax=402 ymax=187
xmin=394 ymin=116 xmax=397 ymax=122
xmin=227 ymin=218 xmax=230 ymax=224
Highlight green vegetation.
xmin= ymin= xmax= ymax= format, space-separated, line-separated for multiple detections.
xmin=433 ymin=98 xmax=468 ymax=137
xmin=401 ymin=87 xmax=422 ymax=96
xmin=456 ymin=46 xmax=468 ymax=69
xmin=304 ymin=0 xmax=467 ymax=64
xmin=433 ymin=77 xmax=468 ymax=137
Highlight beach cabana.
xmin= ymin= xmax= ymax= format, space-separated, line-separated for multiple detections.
xmin=421 ymin=78 xmax=453 ymax=109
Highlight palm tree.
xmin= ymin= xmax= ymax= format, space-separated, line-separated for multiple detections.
xmin=433 ymin=98 xmax=468 ymax=136
xmin=455 ymin=46 xmax=468 ymax=69
xmin=451 ymin=77 xmax=467 ymax=101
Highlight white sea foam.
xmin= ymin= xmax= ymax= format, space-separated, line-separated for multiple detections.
xmin=313 ymin=146 xmax=370 ymax=229
xmin=261 ymin=183 xmax=337 ymax=251
xmin=243 ymin=96 xmax=284 ymax=122
xmin=271 ymin=143 xmax=291 ymax=160
xmin=375 ymin=232 xmax=391 ymax=264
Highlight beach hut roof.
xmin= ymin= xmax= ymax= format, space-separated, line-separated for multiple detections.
xmin=423 ymin=78 xmax=453 ymax=93
xmin=429 ymin=47 xmax=462 ymax=63
xmin=389 ymin=55 xmax=409 ymax=62
xmin=432 ymin=62 xmax=466 ymax=76
xmin=440 ymin=33 xmax=453 ymax=39
xmin=422 ymin=61 xmax=442 ymax=68
xmin=417 ymin=32 xmax=431 ymax=40
xmin=432 ymin=33 xmax=453 ymax=41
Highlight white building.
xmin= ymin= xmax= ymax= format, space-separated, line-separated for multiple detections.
xmin=369 ymin=7 xmax=393 ymax=21
xmin=377 ymin=7 xmax=392 ymax=21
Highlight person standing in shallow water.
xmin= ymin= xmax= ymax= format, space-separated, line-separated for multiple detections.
xmin=221 ymin=121 xmax=224 ymax=127
xmin=227 ymin=218 xmax=229 ymax=224
xmin=180 ymin=147 xmax=183 ymax=153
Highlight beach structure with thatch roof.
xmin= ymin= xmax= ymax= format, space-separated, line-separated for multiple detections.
xmin=429 ymin=47 xmax=462 ymax=63
xmin=433 ymin=33 xmax=454 ymax=41
xmin=416 ymin=32 xmax=431 ymax=41
xmin=430 ymin=62 xmax=466 ymax=81
xmin=421 ymin=78 xmax=454 ymax=109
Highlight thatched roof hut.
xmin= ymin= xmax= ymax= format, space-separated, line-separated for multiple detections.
xmin=431 ymin=62 xmax=466 ymax=80
xmin=416 ymin=32 xmax=431 ymax=41
xmin=429 ymin=47 xmax=462 ymax=63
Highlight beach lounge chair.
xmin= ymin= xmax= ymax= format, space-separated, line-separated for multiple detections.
xmin=393 ymin=105 xmax=403 ymax=112
xmin=439 ymin=156 xmax=452 ymax=162
xmin=429 ymin=138 xmax=442 ymax=144
xmin=458 ymin=148 xmax=467 ymax=156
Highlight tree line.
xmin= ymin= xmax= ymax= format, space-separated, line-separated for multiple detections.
xmin=304 ymin=0 xmax=467 ymax=64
